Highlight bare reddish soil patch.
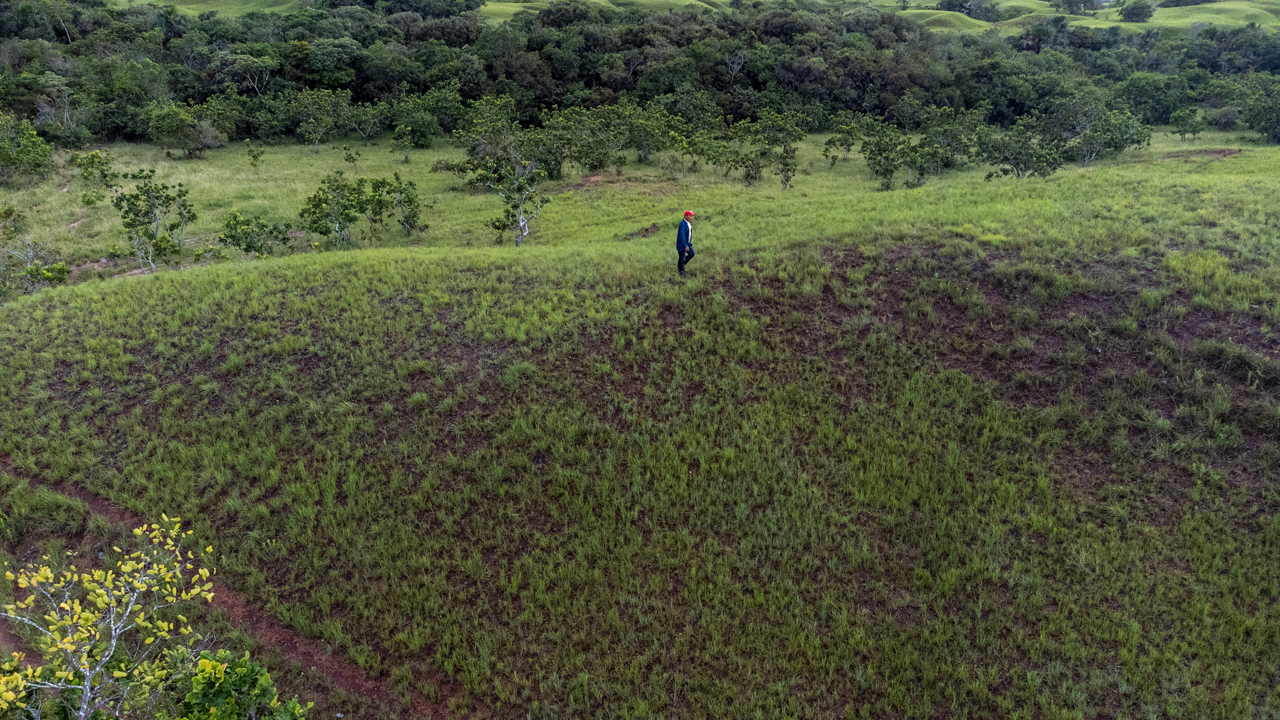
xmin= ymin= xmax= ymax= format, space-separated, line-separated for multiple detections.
xmin=624 ymin=223 xmax=660 ymax=241
xmin=1163 ymin=149 xmax=1241 ymax=161
xmin=572 ymin=175 xmax=602 ymax=191
xmin=70 ymin=258 xmax=115 ymax=275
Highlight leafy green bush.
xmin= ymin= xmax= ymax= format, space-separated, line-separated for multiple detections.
xmin=218 ymin=211 xmax=295 ymax=257
xmin=0 ymin=113 xmax=52 ymax=187
xmin=1120 ymin=1 xmax=1155 ymax=21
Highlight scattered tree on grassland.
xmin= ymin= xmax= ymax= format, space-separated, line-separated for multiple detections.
xmin=390 ymin=125 xmax=414 ymax=164
xmin=920 ymin=104 xmax=988 ymax=169
xmin=298 ymin=171 xmax=359 ymax=248
xmin=218 ymin=210 xmax=294 ymax=256
xmin=1 ymin=207 xmax=70 ymax=300
xmin=746 ymin=109 xmax=806 ymax=191
xmin=175 ymin=649 xmax=312 ymax=720
xmin=631 ymin=101 xmax=676 ymax=164
xmin=1239 ymin=75 xmax=1280 ymax=144
xmin=0 ymin=113 xmax=53 ymax=187
xmin=390 ymin=95 xmax=444 ymax=148
xmin=344 ymin=102 xmax=386 ymax=146
xmin=385 ymin=173 xmax=427 ymax=233
xmin=343 ymin=144 xmax=361 ymax=172
xmin=353 ymin=176 xmax=392 ymax=233
xmin=1039 ymin=88 xmax=1151 ymax=163
xmin=978 ymin=117 xmax=1065 ymax=180
xmin=1 ymin=241 xmax=72 ymax=298
xmin=825 ymin=111 xmax=872 ymax=168
xmin=148 ymin=103 xmax=225 ymax=160
xmin=433 ymin=97 xmax=549 ymax=247
xmin=857 ymin=119 xmax=911 ymax=190
xmin=1051 ymin=0 xmax=1097 ymax=15
xmin=1072 ymin=108 xmax=1150 ymax=164
xmin=1170 ymin=108 xmax=1207 ymax=141
xmin=291 ymin=89 xmax=351 ymax=153
xmin=112 ymin=170 xmax=198 ymax=269
xmin=1120 ymin=1 xmax=1154 ymax=21
xmin=543 ymin=102 xmax=636 ymax=174
xmin=245 ymin=139 xmax=266 ymax=174
xmin=68 ymin=149 xmax=120 ymax=206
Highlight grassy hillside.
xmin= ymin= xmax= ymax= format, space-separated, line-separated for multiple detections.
xmin=2 ymin=132 xmax=1280 ymax=717
xmin=105 ymin=0 xmax=1280 ymax=34
xmin=10 ymin=130 xmax=1278 ymax=264
xmin=994 ymin=0 xmax=1280 ymax=33
xmin=478 ymin=0 xmax=1280 ymax=32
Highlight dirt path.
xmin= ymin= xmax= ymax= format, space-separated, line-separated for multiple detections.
xmin=0 ymin=460 xmax=454 ymax=717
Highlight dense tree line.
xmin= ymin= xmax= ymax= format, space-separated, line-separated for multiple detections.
xmin=2 ymin=0 xmax=1280 ymax=150
xmin=4 ymin=0 xmax=1280 ymax=263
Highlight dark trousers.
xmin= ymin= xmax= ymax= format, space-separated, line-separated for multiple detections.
xmin=677 ymin=246 xmax=695 ymax=274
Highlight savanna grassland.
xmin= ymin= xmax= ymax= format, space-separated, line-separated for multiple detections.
xmin=2 ymin=128 xmax=1280 ymax=718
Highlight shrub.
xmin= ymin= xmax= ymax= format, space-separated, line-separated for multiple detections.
xmin=1170 ymin=108 xmax=1207 ymax=141
xmin=149 ymin=104 xmax=226 ymax=159
xmin=298 ymin=172 xmax=359 ymax=248
xmin=69 ymin=150 xmax=120 ymax=206
xmin=0 ymin=113 xmax=53 ymax=186
xmin=218 ymin=210 xmax=295 ymax=256
xmin=111 ymin=170 xmax=198 ymax=269
xmin=1120 ymin=1 xmax=1155 ymax=21
xmin=1207 ymin=106 xmax=1240 ymax=130
xmin=978 ymin=118 xmax=1065 ymax=180
xmin=1 ymin=207 xmax=70 ymax=300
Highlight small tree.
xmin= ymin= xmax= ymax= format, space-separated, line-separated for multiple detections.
xmin=68 ymin=150 xmax=120 ymax=207
xmin=2 ymin=208 xmax=71 ymax=299
xmin=343 ymin=145 xmax=361 ymax=172
xmin=1239 ymin=75 xmax=1280 ymax=143
xmin=750 ymin=109 xmax=806 ymax=191
xmin=920 ymin=104 xmax=988 ymax=169
xmin=0 ymin=113 xmax=53 ymax=187
xmin=433 ymin=97 xmax=549 ymax=247
xmin=901 ymin=141 xmax=950 ymax=188
xmin=824 ymin=112 xmax=866 ymax=167
xmin=245 ymin=139 xmax=265 ymax=174
xmin=1120 ymin=1 xmax=1154 ymax=21
xmin=291 ymin=89 xmax=350 ymax=153
xmin=1073 ymin=108 xmax=1151 ymax=164
xmin=386 ymin=172 xmax=426 ymax=233
xmin=390 ymin=125 xmax=413 ymax=164
xmin=298 ymin=171 xmax=358 ymax=248
xmin=543 ymin=104 xmax=633 ymax=174
xmin=344 ymin=102 xmax=386 ymax=146
xmin=354 ymin=177 xmax=392 ymax=234
xmin=149 ymin=104 xmax=224 ymax=160
xmin=175 ymin=649 xmax=311 ymax=720
xmin=857 ymin=118 xmax=911 ymax=190
xmin=0 ymin=518 xmax=214 ymax=720
xmin=631 ymin=102 xmax=675 ymax=164
xmin=112 ymin=170 xmax=198 ymax=270
xmin=2 ymin=241 xmax=72 ymax=297
xmin=978 ymin=118 xmax=1065 ymax=180
xmin=1169 ymin=108 xmax=1207 ymax=141
xmin=218 ymin=210 xmax=294 ymax=256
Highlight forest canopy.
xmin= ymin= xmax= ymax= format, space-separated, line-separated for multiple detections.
xmin=2 ymin=0 xmax=1279 ymax=148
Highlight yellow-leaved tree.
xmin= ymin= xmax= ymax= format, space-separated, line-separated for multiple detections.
xmin=0 ymin=516 xmax=310 ymax=720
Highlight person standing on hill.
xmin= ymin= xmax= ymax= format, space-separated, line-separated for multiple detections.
xmin=676 ymin=210 xmax=695 ymax=277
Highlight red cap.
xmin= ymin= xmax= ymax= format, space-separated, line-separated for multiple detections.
xmin=684 ymin=211 xmax=695 ymax=217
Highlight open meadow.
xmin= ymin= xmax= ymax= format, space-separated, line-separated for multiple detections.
xmin=105 ymin=0 xmax=1280 ymax=32
xmin=2 ymin=128 xmax=1280 ymax=717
